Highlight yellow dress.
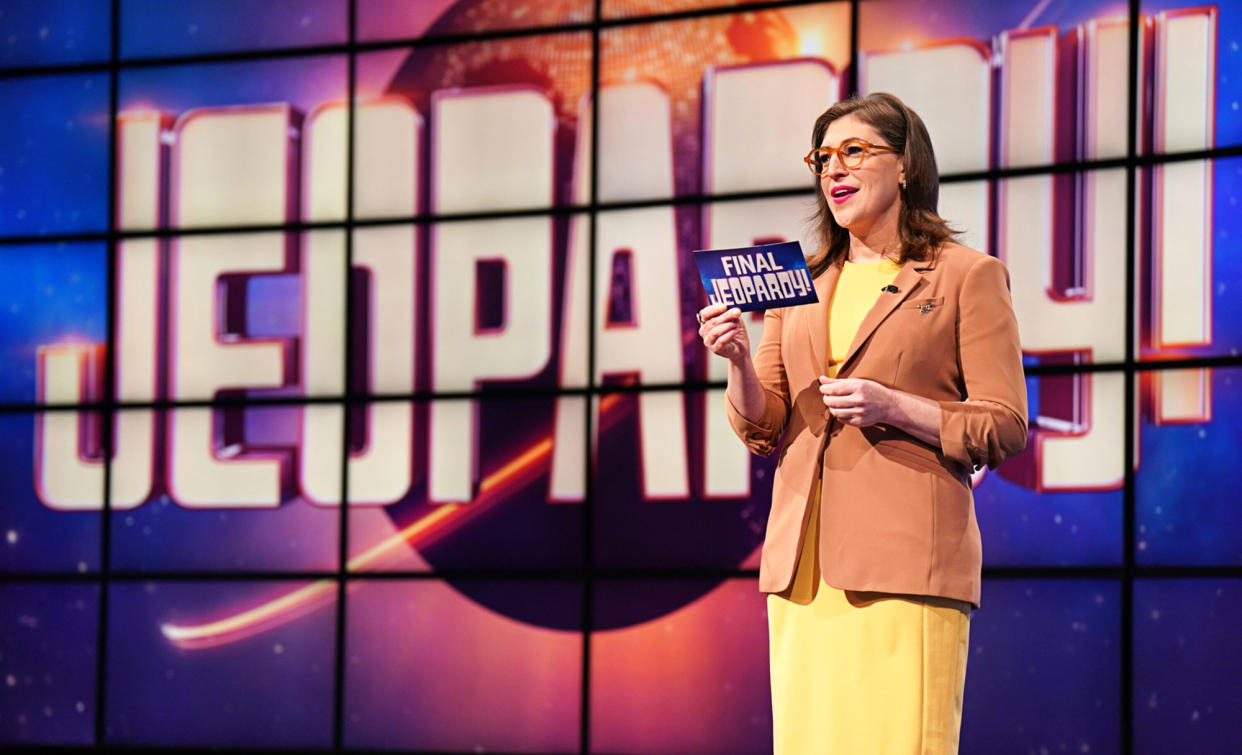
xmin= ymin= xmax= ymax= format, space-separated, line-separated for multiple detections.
xmin=767 ymin=259 xmax=972 ymax=754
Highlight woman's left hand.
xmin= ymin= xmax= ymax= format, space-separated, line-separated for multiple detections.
xmin=818 ymin=376 xmax=894 ymax=427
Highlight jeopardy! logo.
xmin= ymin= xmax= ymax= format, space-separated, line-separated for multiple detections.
xmin=33 ymin=8 xmax=1216 ymax=510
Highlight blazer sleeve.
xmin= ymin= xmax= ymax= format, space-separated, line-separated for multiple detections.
xmin=938 ymin=254 xmax=1029 ymax=470
xmin=724 ymin=306 xmax=792 ymax=457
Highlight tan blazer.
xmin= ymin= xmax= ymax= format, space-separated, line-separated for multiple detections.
xmin=726 ymin=243 xmax=1028 ymax=607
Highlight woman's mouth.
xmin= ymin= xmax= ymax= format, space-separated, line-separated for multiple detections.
xmin=830 ymin=185 xmax=858 ymax=204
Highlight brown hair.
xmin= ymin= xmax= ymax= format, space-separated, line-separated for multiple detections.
xmin=806 ymin=92 xmax=957 ymax=277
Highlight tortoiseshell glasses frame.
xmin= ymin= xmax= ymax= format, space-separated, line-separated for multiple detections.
xmin=803 ymin=139 xmax=901 ymax=175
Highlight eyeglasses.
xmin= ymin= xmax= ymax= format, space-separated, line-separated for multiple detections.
xmin=803 ymin=139 xmax=900 ymax=175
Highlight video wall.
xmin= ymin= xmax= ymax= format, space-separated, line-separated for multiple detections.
xmin=1 ymin=0 xmax=1239 ymax=752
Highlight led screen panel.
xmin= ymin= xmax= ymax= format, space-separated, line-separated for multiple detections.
xmin=1136 ymin=366 xmax=1242 ymax=565
xmin=602 ymin=0 xmax=793 ymax=18
xmin=0 ymin=582 xmax=99 ymax=745
xmin=0 ymin=0 xmax=111 ymax=68
xmin=117 ymin=55 xmax=348 ymax=231
xmin=119 ymin=0 xmax=347 ymax=59
xmin=357 ymin=0 xmax=592 ymax=40
xmin=1139 ymin=157 xmax=1239 ymax=363
xmin=591 ymin=196 xmax=819 ymax=392
xmin=107 ymin=405 xmax=342 ymax=572
xmin=591 ymin=390 xmax=771 ymax=570
xmin=590 ymin=578 xmax=770 ymax=754
xmin=424 ymin=215 xmax=585 ymax=396
xmin=343 ymin=578 xmax=582 ymax=752
xmin=859 ymin=0 xmax=1134 ymax=173
xmin=1140 ymin=1 xmax=1238 ymax=153
xmin=0 ymin=411 xmax=101 ymax=573
xmin=963 ymin=578 xmax=1122 ymax=754
xmin=0 ymin=72 xmax=110 ymax=237
xmin=160 ymin=231 xmax=334 ymax=403
xmin=599 ymin=2 xmax=851 ymax=202
xmin=1133 ymin=578 xmax=1242 ymax=754
xmin=1001 ymin=166 xmax=1129 ymax=366
xmin=373 ymin=33 xmax=591 ymax=214
xmin=0 ymin=242 xmax=106 ymax=406
xmin=105 ymin=579 xmax=337 ymax=748
xmin=346 ymin=397 xmax=585 ymax=573
xmin=978 ymin=372 xmax=1124 ymax=567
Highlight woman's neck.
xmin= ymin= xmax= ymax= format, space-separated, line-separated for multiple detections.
xmin=846 ymin=203 xmax=902 ymax=263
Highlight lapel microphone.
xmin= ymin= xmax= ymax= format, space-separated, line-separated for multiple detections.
xmin=881 ymin=284 xmax=899 ymax=293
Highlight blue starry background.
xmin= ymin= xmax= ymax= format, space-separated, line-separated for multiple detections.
xmin=0 ymin=0 xmax=110 ymax=67
xmin=1 ymin=0 xmax=1240 ymax=751
xmin=104 ymin=580 xmax=337 ymax=749
xmin=0 ymin=583 xmax=99 ymax=745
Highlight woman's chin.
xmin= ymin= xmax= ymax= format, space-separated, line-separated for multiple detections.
xmin=830 ymin=208 xmax=858 ymax=230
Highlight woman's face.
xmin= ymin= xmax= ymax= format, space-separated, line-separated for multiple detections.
xmin=819 ymin=114 xmax=905 ymax=237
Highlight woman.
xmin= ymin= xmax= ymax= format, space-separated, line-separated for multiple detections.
xmin=697 ymin=92 xmax=1027 ymax=753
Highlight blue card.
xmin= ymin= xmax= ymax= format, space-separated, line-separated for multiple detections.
xmin=693 ymin=240 xmax=818 ymax=312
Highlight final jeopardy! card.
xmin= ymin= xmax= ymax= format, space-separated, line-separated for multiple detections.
xmin=693 ymin=240 xmax=818 ymax=312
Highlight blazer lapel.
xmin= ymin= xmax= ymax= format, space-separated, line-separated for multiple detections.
xmin=806 ymin=265 xmax=840 ymax=376
xmin=837 ymin=261 xmax=926 ymax=375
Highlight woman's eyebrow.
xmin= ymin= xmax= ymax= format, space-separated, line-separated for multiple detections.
xmin=820 ymin=136 xmax=865 ymax=148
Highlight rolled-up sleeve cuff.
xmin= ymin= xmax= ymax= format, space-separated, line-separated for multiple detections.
xmin=725 ymin=391 xmax=783 ymax=457
xmin=938 ymin=401 xmax=973 ymax=468
xmin=938 ymin=399 xmax=1028 ymax=471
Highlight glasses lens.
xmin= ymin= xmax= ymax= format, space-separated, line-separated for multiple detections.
xmin=840 ymin=141 xmax=867 ymax=169
xmin=809 ymin=149 xmax=830 ymax=175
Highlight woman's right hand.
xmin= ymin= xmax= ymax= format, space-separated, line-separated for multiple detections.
xmin=697 ymin=303 xmax=751 ymax=363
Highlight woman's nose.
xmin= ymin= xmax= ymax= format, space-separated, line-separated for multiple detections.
xmin=823 ymin=150 xmax=850 ymax=178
